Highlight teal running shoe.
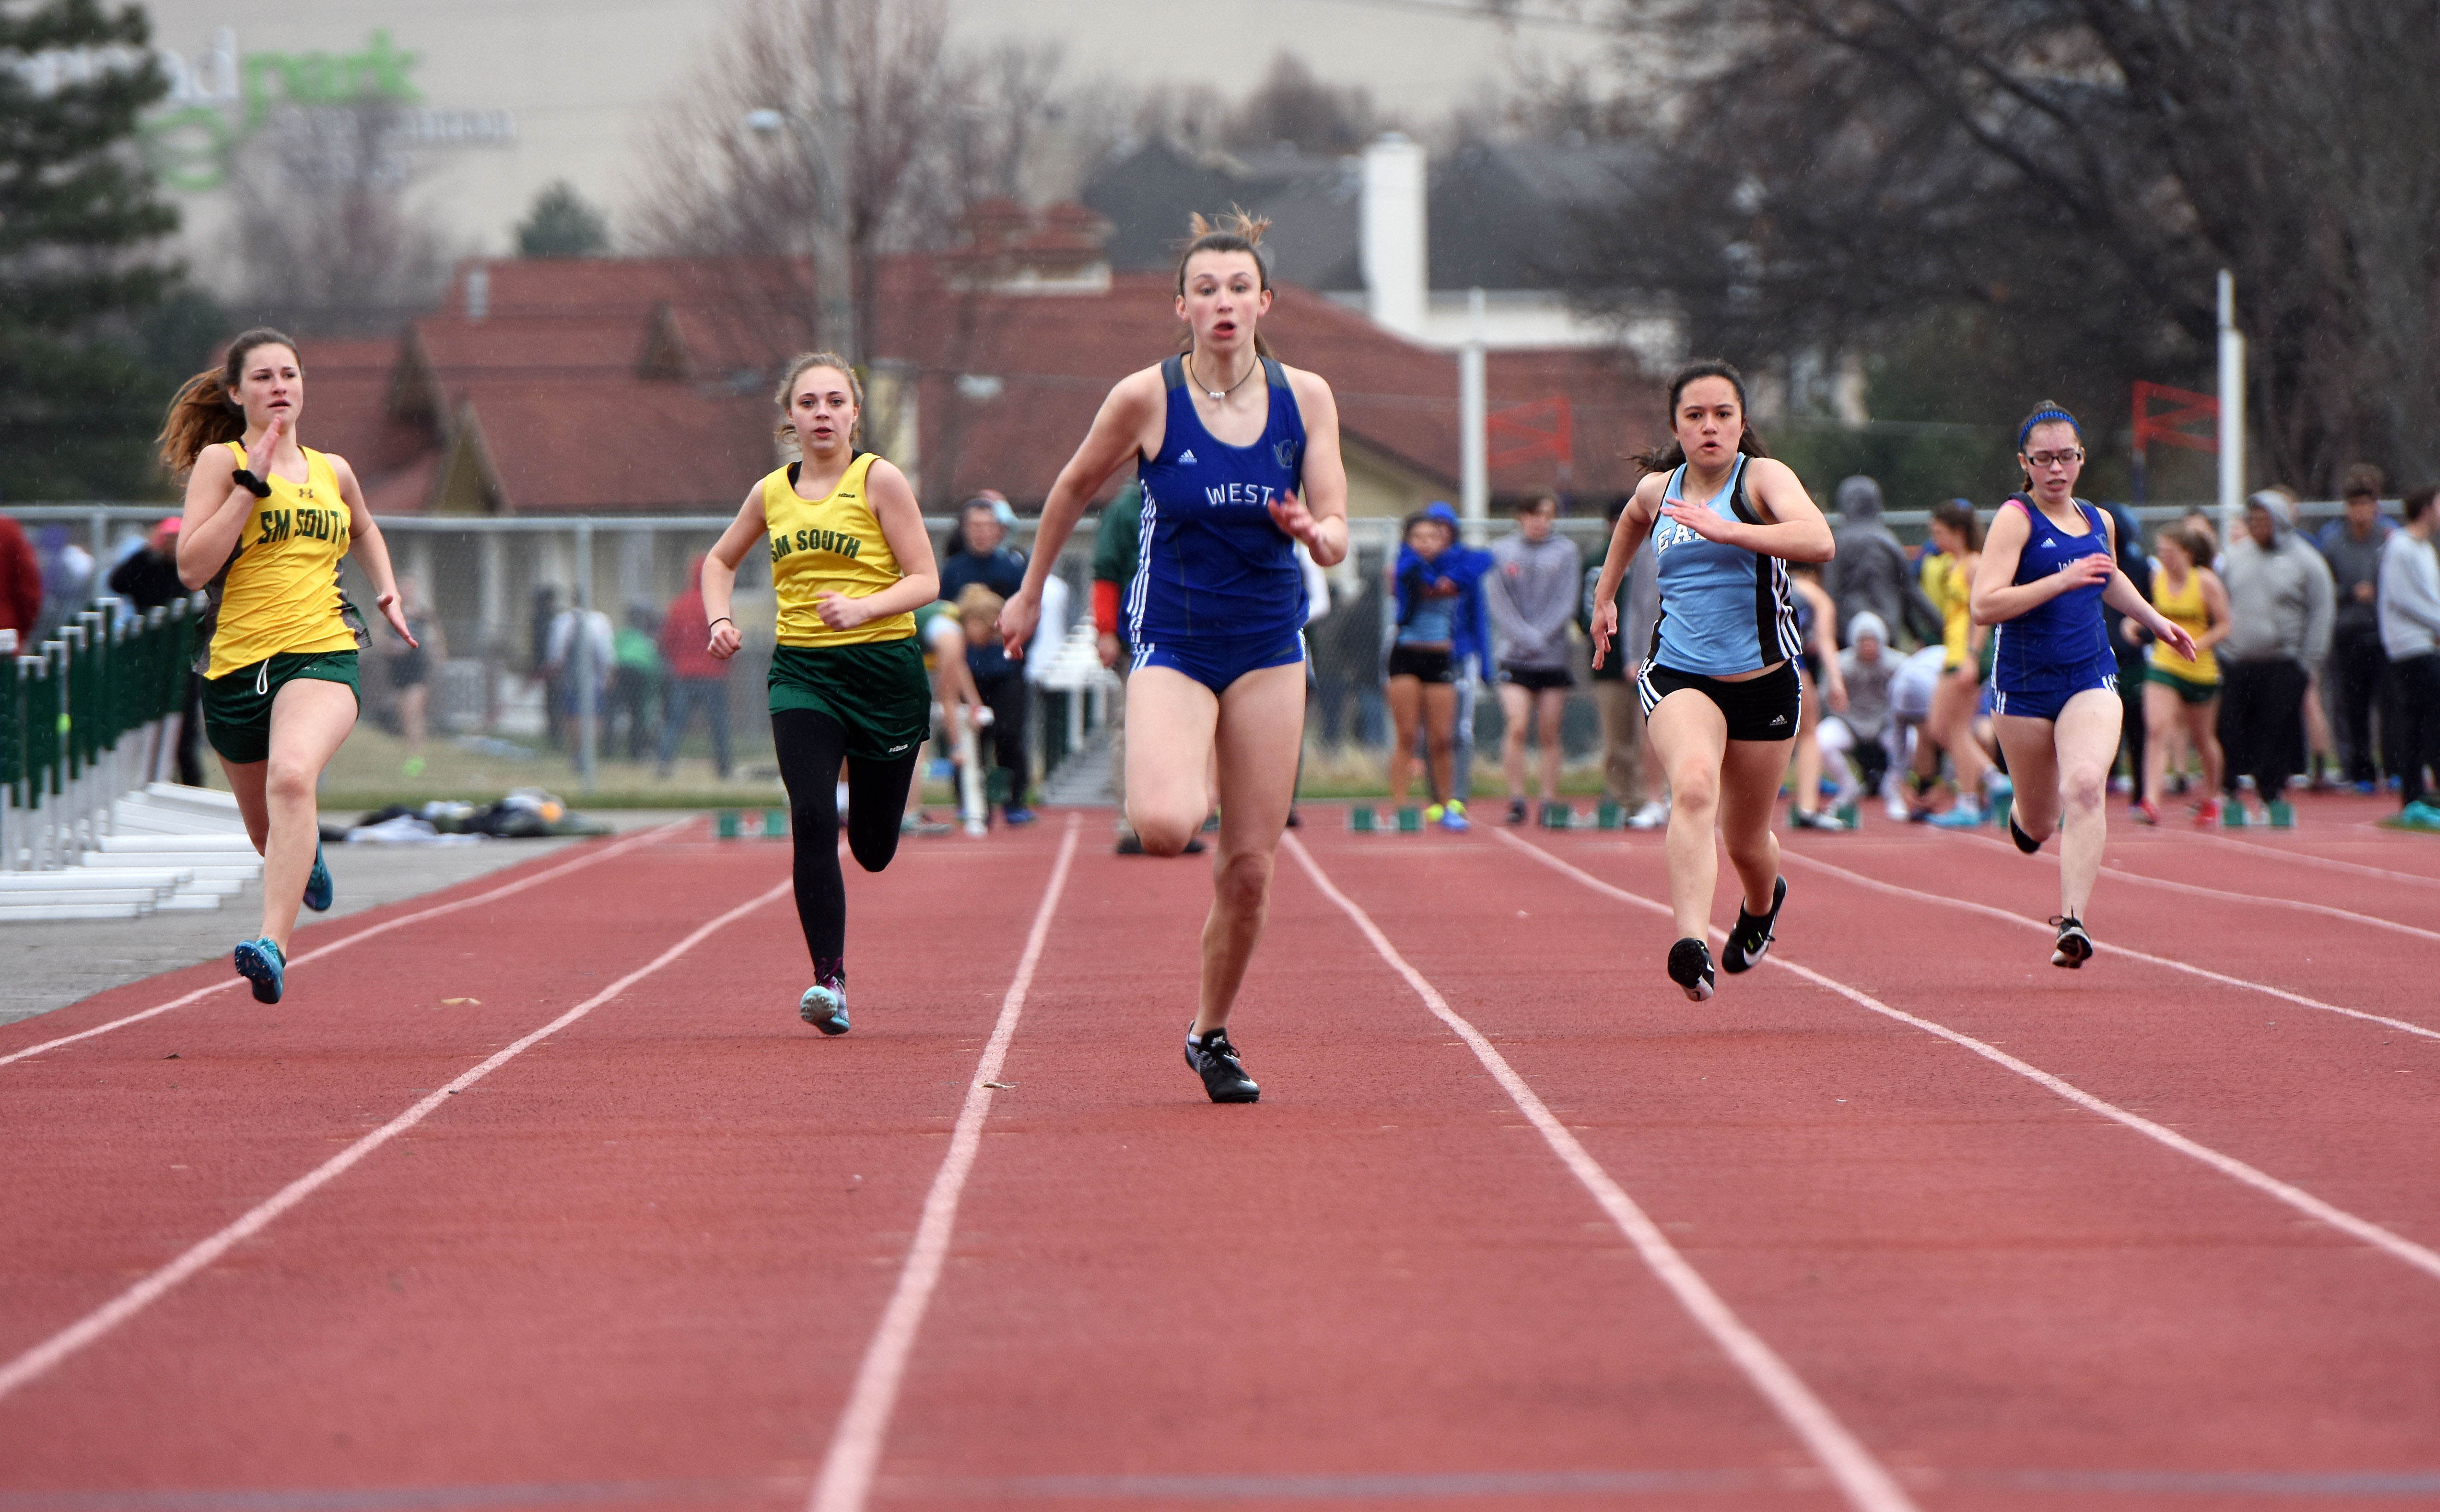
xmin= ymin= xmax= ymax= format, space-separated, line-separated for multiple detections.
xmin=234 ymin=937 xmax=286 ymax=1004
xmin=303 ymin=841 xmax=334 ymax=912
xmin=800 ymin=980 xmax=849 ymax=1035
xmin=1928 ymin=801 xmax=1985 ymax=829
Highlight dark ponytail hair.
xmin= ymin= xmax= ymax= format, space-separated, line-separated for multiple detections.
xmin=2015 ymin=399 xmax=2083 ymax=488
xmin=1629 ymin=359 xmax=1770 ymax=474
xmin=1175 ymin=207 xmax=1276 ymax=361
xmin=157 ymin=327 xmax=298 ymax=474
xmin=1931 ymin=497 xmax=1983 ymax=553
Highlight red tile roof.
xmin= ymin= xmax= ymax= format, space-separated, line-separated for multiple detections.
xmin=297 ymin=252 xmax=1661 ymax=516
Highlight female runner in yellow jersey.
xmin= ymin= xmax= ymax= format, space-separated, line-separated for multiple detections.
xmin=2134 ymin=522 xmax=2229 ymax=825
xmin=159 ymin=327 xmax=418 ymax=1004
xmin=1916 ymin=499 xmax=1995 ymax=826
xmin=702 ymin=353 xmax=940 ymax=1035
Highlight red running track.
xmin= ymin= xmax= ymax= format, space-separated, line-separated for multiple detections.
xmin=3 ymin=800 xmax=2439 ymax=1511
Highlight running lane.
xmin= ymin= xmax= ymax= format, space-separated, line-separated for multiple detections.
xmin=0 ymin=824 xmax=1066 ymax=1505
xmin=857 ymin=835 xmax=1859 ymax=1510
xmin=1463 ymin=820 xmax=2440 ymax=1500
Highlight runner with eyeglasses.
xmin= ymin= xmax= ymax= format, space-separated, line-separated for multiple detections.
xmin=1972 ymin=402 xmax=2196 ymax=967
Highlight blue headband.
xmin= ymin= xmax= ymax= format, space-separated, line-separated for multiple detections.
xmin=2018 ymin=409 xmax=2080 ymax=451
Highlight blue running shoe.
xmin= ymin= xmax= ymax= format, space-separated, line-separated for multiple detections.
xmin=1928 ymin=802 xmax=1985 ymax=829
xmin=800 ymin=980 xmax=849 ymax=1035
xmin=234 ymin=937 xmax=286 ymax=1004
xmin=303 ymin=841 xmax=333 ymax=912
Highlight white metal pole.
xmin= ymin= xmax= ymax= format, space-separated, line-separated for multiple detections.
xmin=2218 ymin=269 xmax=2246 ymax=543
xmin=1460 ymin=286 xmax=1488 ymax=536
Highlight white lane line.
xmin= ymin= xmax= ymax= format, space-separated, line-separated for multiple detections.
xmin=0 ymin=870 xmax=790 ymax=1405
xmin=1942 ymin=828 xmax=2440 ymax=946
xmin=809 ymin=817 xmax=1079 ymax=1512
xmin=1283 ymin=834 xmax=1918 ymax=1512
xmin=1766 ymin=846 xmax=2440 ymax=1045
xmin=0 ymin=820 xmax=694 ymax=1071
xmin=2165 ymin=824 xmax=2440 ymax=890
xmin=1495 ymin=831 xmax=2440 ymax=1288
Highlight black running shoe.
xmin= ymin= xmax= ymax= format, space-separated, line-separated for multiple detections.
xmin=1667 ymin=937 xmax=1715 ymax=1002
xmin=2008 ymin=807 xmax=2042 ymax=854
xmin=1185 ymin=1027 xmax=1260 ymax=1103
xmin=1721 ymin=876 xmax=1786 ymax=974
xmin=2049 ymin=915 xmax=2093 ymax=969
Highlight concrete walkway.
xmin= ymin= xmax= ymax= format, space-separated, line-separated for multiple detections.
xmin=0 ymin=810 xmax=690 ymax=1027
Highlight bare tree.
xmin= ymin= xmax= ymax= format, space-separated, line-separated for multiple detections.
xmin=225 ymin=97 xmax=453 ymax=336
xmin=1556 ymin=0 xmax=2440 ymax=491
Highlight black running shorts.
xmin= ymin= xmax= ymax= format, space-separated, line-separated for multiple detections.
xmin=1638 ymin=661 xmax=1801 ymax=742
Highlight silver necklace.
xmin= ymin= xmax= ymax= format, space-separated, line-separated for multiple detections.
xmin=1190 ymin=351 xmax=1256 ymax=401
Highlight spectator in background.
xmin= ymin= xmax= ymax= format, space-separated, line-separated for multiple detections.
xmin=1825 ymin=474 xmax=1941 ymax=648
xmin=1387 ymin=509 xmax=1469 ymax=828
xmin=939 ymin=495 xmax=1027 ymax=602
xmin=35 ymin=524 xmax=94 ymax=642
xmin=530 ymin=585 xmax=565 ymax=748
xmin=387 ymin=580 xmax=443 ymax=779
xmin=105 ymin=516 xmax=205 ymax=785
xmin=2315 ymin=464 xmax=2394 ymax=791
xmin=0 ymin=514 xmax=41 ymax=639
xmin=1816 ymin=611 xmax=1896 ymax=817
xmin=1785 ymin=560 xmax=1849 ymax=829
xmin=609 ymin=605 xmax=662 ymax=761
xmin=2378 ymin=486 xmax=2440 ymax=828
xmin=656 ymin=554 xmax=733 ymax=781
xmin=1485 ymin=494 xmax=1582 ymax=824
xmin=543 ymin=596 xmax=614 ymax=758
xmin=2218 ymin=488 xmax=2335 ymax=822
xmin=2095 ymin=498 xmax=2153 ymax=806
xmin=1581 ymin=499 xmax=1666 ymax=828
xmin=1423 ymin=501 xmax=1493 ymax=818
xmin=2181 ymin=508 xmax=2222 ymax=569
xmin=958 ymin=583 xmax=1034 ymax=824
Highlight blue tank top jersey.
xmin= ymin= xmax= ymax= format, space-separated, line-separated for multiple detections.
xmin=1650 ymin=455 xmax=1804 ymax=677
xmin=1991 ymin=494 xmax=2117 ymax=692
xmin=1126 ymin=355 xmax=1308 ymax=649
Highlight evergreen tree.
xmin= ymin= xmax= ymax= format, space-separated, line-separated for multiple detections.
xmin=516 ymin=181 xmax=610 ymax=258
xmin=0 ymin=0 xmax=191 ymax=501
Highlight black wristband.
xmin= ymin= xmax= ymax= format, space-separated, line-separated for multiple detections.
xmin=708 ymin=617 xmax=734 ymax=629
xmin=230 ymin=468 xmax=271 ymax=498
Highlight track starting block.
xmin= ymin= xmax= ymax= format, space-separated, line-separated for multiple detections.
xmin=1835 ymin=801 xmax=1861 ymax=829
xmin=1395 ymin=806 xmax=1424 ymax=833
xmin=1539 ymin=801 xmax=1575 ymax=829
xmin=716 ymin=808 xmax=789 ymax=839
xmin=1348 ymin=805 xmax=1377 ymax=832
xmin=1595 ymin=800 xmax=1623 ymax=830
xmin=2223 ymin=805 xmax=2247 ymax=828
xmin=2269 ymin=800 xmax=2295 ymax=829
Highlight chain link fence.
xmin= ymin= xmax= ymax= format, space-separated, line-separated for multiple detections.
xmin=8 ymin=499 xmax=2338 ymax=806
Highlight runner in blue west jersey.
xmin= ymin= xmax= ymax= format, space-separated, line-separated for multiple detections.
xmin=1972 ymin=401 xmax=2196 ymax=968
xmin=1001 ymin=210 xmax=1350 ymax=1104
xmin=1590 ymin=361 xmax=1835 ymax=1002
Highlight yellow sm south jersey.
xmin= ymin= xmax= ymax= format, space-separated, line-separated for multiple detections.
xmin=205 ymin=440 xmax=357 ymax=679
xmin=762 ymin=451 xmax=915 ymax=648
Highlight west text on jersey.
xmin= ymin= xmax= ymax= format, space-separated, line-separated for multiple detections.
xmin=1205 ymin=483 xmax=1278 ymax=507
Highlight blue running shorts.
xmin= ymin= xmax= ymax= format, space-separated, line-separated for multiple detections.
xmin=1134 ymin=630 xmax=1306 ymax=695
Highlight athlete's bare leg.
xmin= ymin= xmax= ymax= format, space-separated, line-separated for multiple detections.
xmin=220 ymin=678 xmax=357 ymax=951
xmin=1161 ymin=661 xmax=1304 ymax=1035
xmin=1648 ymin=690 xmax=1732 ymax=940
xmin=2183 ymin=697 xmax=2225 ymax=798
xmin=1499 ymin=681 xmax=1533 ymax=799
xmin=1718 ymin=735 xmax=1795 ymax=916
xmin=1931 ymin=666 xmax=1988 ymax=799
xmin=1386 ymin=674 xmax=1422 ymax=802
xmin=1422 ymin=681 xmax=1457 ymax=803
xmin=1126 ymin=665 xmax=1219 ymax=854
xmin=1532 ymin=685 xmax=1568 ymax=800
xmin=1998 ymin=689 xmax=2120 ymax=922
xmin=1790 ymin=668 xmax=1825 ymax=816
xmin=2141 ymin=680 xmax=2179 ymax=810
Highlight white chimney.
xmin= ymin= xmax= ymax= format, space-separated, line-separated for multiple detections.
xmin=1361 ymin=134 xmax=1428 ymax=341
xmin=464 ymin=263 xmax=490 ymax=321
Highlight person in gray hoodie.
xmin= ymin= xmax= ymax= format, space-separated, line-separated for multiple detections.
xmin=1486 ymin=494 xmax=1585 ymax=822
xmin=1825 ymin=475 xmax=1942 ymax=648
xmin=2217 ymin=487 xmax=2336 ymax=816
xmin=2377 ymin=485 xmax=2440 ymax=823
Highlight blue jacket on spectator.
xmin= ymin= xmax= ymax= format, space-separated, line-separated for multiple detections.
xmin=1394 ymin=534 xmax=1492 ymax=672
xmin=940 ymin=546 xmax=1027 ymax=603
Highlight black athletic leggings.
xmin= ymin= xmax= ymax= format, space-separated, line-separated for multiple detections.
xmin=772 ymin=707 xmax=922 ymax=971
